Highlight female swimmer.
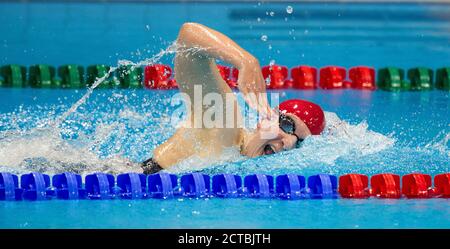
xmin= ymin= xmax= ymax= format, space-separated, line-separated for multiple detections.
xmin=141 ymin=23 xmax=325 ymax=174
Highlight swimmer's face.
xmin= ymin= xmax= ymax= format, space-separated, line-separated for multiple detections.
xmin=241 ymin=113 xmax=312 ymax=157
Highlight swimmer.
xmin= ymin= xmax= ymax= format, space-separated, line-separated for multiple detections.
xmin=141 ymin=23 xmax=325 ymax=174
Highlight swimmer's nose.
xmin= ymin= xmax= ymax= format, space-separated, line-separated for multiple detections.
xmin=282 ymin=134 xmax=297 ymax=150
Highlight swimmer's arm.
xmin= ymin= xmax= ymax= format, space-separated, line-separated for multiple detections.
xmin=177 ymin=22 xmax=253 ymax=71
xmin=152 ymin=128 xmax=196 ymax=168
xmin=177 ymin=22 xmax=272 ymax=116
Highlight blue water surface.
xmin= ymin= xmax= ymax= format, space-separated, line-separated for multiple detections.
xmin=0 ymin=1 xmax=449 ymax=228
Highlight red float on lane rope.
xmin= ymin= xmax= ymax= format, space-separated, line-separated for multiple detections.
xmin=434 ymin=173 xmax=450 ymax=198
xmin=319 ymin=66 xmax=348 ymax=89
xmin=339 ymin=174 xmax=369 ymax=198
xmin=402 ymin=173 xmax=433 ymax=198
xmin=262 ymin=65 xmax=288 ymax=89
xmin=349 ymin=66 xmax=376 ymax=90
xmin=144 ymin=64 xmax=177 ymax=89
xmin=217 ymin=65 xmax=238 ymax=88
xmin=230 ymin=68 xmax=239 ymax=88
xmin=290 ymin=66 xmax=318 ymax=89
xmin=370 ymin=173 xmax=401 ymax=198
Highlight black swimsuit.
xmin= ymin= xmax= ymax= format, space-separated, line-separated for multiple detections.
xmin=141 ymin=158 xmax=164 ymax=174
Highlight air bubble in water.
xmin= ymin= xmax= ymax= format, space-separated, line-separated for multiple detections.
xmin=261 ymin=35 xmax=268 ymax=41
xmin=286 ymin=6 xmax=293 ymax=14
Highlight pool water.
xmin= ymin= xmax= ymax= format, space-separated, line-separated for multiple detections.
xmin=1 ymin=1 xmax=450 ymax=228
xmin=2 ymin=198 xmax=449 ymax=229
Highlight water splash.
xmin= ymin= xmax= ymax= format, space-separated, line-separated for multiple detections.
xmin=423 ymin=130 xmax=450 ymax=157
xmin=0 ymin=127 xmax=139 ymax=175
xmin=53 ymin=42 xmax=180 ymax=128
xmin=0 ymin=42 xmax=184 ymax=175
xmin=168 ymin=112 xmax=397 ymax=175
xmin=1 ymin=89 xmax=448 ymax=176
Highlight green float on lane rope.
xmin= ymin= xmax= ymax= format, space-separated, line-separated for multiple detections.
xmin=408 ymin=67 xmax=433 ymax=91
xmin=58 ymin=65 xmax=85 ymax=89
xmin=0 ymin=65 xmax=27 ymax=87
xmin=377 ymin=67 xmax=409 ymax=91
xmin=29 ymin=64 xmax=61 ymax=88
xmin=117 ymin=65 xmax=143 ymax=89
xmin=87 ymin=65 xmax=117 ymax=88
xmin=436 ymin=67 xmax=450 ymax=91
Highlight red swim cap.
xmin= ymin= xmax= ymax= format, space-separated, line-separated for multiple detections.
xmin=278 ymin=99 xmax=325 ymax=135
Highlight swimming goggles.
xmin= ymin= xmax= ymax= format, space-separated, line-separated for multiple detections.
xmin=263 ymin=112 xmax=305 ymax=155
xmin=279 ymin=113 xmax=304 ymax=147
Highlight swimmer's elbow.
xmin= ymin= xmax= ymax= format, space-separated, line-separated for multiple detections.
xmin=181 ymin=22 xmax=202 ymax=31
xmin=177 ymin=22 xmax=206 ymax=43
xmin=178 ymin=23 xmax=198 ymax=38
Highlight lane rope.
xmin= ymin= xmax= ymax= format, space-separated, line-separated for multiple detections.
xmin=1 ymin=172 xmax=449 ymax=200
xmin=0 ymin=64 xmax=449 ymax=91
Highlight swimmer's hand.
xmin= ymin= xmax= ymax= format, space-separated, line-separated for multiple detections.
xmin=257 ymin=116 xmax=280 ymax=140
xmin=237 ymin=56 xmax=274 ymax=119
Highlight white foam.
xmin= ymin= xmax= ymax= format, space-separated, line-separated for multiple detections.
xmin=0 ymin=126 xmax=141 ymax=176
xmin=311 ymin=111 xmax=396 ymax=164
xmin=423 ymin=129 xmax=450 ymax=157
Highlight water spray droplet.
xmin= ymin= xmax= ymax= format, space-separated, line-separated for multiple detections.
xmin=286 ymin=6 xmax=293 ymax=14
